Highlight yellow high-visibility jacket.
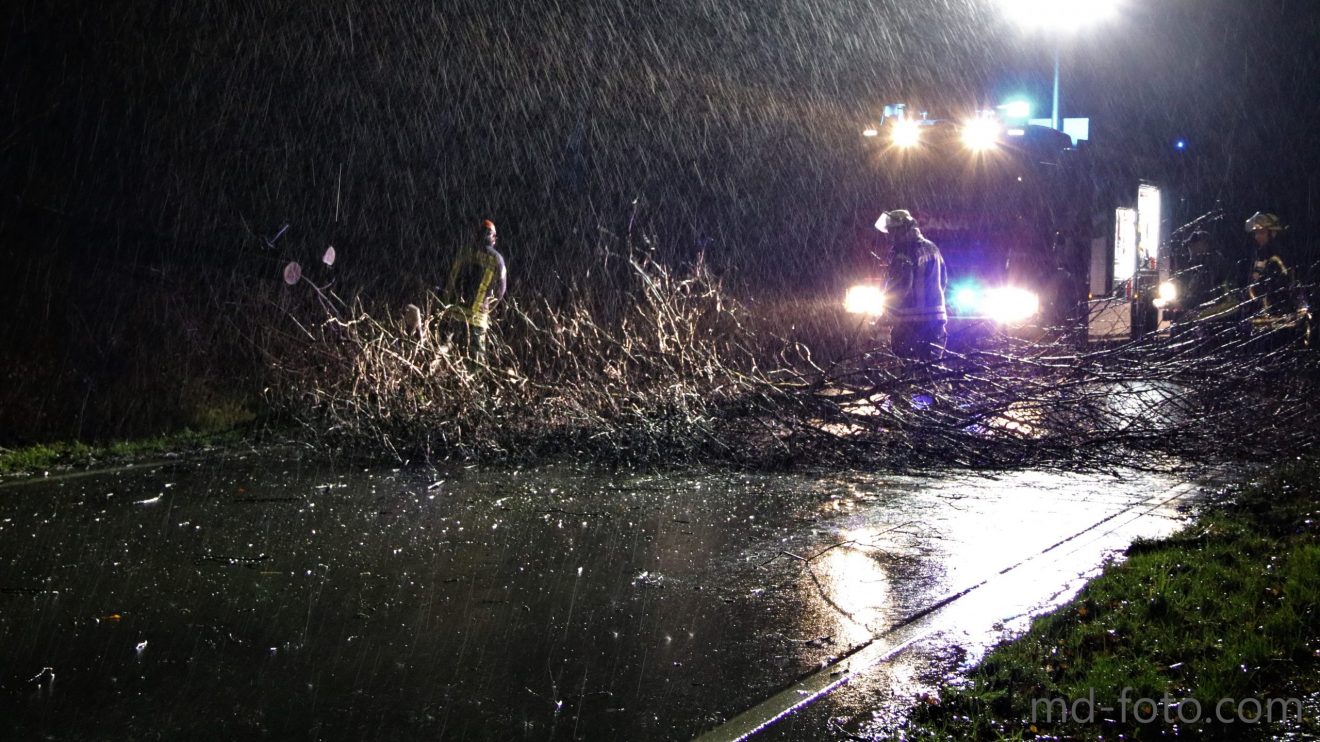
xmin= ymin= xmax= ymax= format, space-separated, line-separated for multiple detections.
xmin=445 ymin=244 xmax=507 ymax=329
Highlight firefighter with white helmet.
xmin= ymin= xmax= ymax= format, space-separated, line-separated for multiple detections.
xmin=1243 ymin=210 xmax=1311 ymax=347
xmin=1245 ymin=211 xmax=1286 ymax=237
xmin=876 ymin=209 xmax=949 ymax=360
xmin=1243 ymin=211 xmax=1296 ymax=316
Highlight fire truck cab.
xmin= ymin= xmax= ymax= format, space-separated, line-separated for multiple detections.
xmin=857 ymin=104 xmax=1091 ymax=338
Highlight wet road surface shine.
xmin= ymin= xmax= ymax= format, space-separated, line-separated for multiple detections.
xmin=704 ymin=479 xmax=1198 ymax=741
xmin=0 ymin=456 xmax=1196 ymax=740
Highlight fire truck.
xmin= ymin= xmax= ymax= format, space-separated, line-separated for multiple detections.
xmin=850 ymin=103 xmax=1314 ymax=350
xmin=1084 ymin=181 xmax=1173 ymax=341
xmin=1090 ymin=198 xmax=1312 ymax=346
xmin=849 ymin=104 xmax=1093 ymax=341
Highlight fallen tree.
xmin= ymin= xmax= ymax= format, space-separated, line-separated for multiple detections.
xmin=268 ymin=249 xmax=1320 ymax=472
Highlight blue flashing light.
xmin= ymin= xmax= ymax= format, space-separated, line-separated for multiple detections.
xmin=1175 ymin=139 xmax=1187 ymax=150
xmin=998 ymin=100 xmax=1032 ymax=120
xmin=950 ymin=281 xmax=983 ymax=315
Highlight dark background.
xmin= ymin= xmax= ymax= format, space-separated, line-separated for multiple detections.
xmin=2 ymin=0 xmax=1317 ymax=443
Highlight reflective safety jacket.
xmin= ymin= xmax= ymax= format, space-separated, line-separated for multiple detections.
xmin=445 ymin=243 xmax=507 ymax=329
xmin=1248 ymin=250 xmax=1296 ymax=316
xmin=885 ymin=230 xmax=948 ymax=323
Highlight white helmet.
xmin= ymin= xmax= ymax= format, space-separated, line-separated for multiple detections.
xmin=1244 ymin=211 xmax=1285 ymax=233
xmin=875 ymin=209 xmax=916 ymax=234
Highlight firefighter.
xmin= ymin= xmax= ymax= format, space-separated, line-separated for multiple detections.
xmin=1243 ymin=211 xmax=1311 ymax=347
xmin=1244 ymin=212 xmax=1299 ymax=316
xmin=444 ymin=219 xmax=507 ymax=364
xmin=876 ymin=209 xmax=948 ymax=361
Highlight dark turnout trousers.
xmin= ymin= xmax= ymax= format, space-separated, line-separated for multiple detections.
xmin=891 ymin=320 xmax=948 ymax=361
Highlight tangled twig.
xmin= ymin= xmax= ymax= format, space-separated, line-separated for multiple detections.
xmin=268 ymin=250 xmax=1320 ymax=473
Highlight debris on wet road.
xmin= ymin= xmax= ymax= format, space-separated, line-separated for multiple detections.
xmin=0 ymin=455 xmax=1204 ymax=739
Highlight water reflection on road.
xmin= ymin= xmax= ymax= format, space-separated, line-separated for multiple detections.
xmin=0 ymin=453 xmax=1201 ymax=740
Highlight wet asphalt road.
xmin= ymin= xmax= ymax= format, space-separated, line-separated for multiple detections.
xmin=0 ymin=452 xmax=1202 ymax=740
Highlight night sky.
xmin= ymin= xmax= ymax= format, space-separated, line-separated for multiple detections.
xmin=2 ymin=0 xmax=1318 ymax=438
xmin=3 ymin=1 xmax=1318 ymax=278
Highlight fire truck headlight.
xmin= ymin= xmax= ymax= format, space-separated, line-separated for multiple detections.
xmin=891 ymin=118 xmax=921 ymax=148
xmin=1157 ymin=280 xmax=1178 ymax=304
xmin=961 ymin=117 xmax=1001 ymax=151
xmin=984 ymin=287 xmax=1039 ymax=324
xmin=844 ymin=285 xmax=886 ymax=316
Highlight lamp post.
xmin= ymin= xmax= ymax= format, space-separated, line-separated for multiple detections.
xmin=999 ymin=0 xmax=1120 ymax=131
xmin=1051 ymin=40 xmax=1060 ymax=131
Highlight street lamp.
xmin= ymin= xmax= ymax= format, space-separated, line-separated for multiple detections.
xmin=999 ymin=0 xmax=1120 ymax=131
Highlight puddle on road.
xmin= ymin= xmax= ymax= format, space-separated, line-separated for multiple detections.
xmin=754 ymin=472 xmax=1202 ymax=742
xmin=0 ymin=454 xmax=1204 ymax=740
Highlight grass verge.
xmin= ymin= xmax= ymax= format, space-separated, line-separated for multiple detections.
xmin=0 ymin=428 xmax=246 ymax=476
xmin=906 ymin=459 xmax=1320 ymax=740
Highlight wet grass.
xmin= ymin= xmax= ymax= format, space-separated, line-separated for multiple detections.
xmin=0 ymin=428 xmax=245 ymax=476
xmin=906 ymin=459 xmax=1320 ymax=740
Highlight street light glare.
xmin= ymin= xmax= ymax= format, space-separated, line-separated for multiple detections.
xmin=1000 ymin=0 xmax=1120 ymax=30
xmin=1001 ymin=0 xmax=1120 ymax=130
